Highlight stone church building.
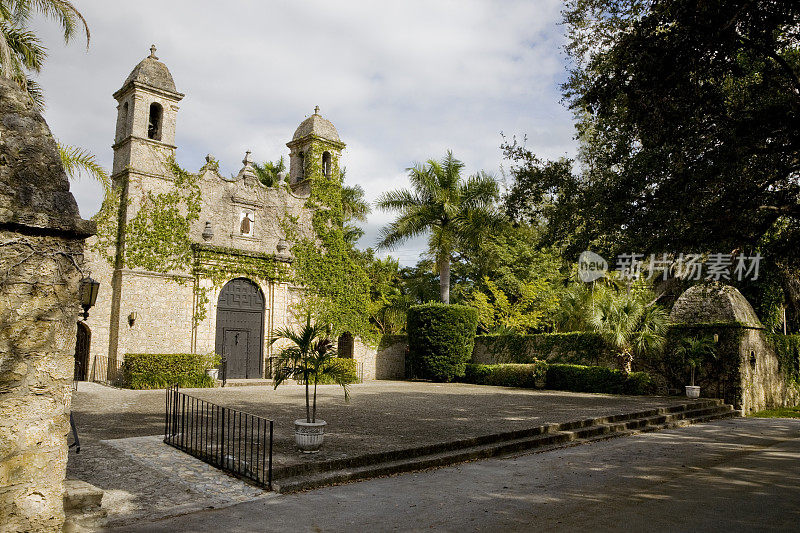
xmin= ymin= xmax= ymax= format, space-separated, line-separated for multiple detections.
xmin=80 ymin=47 xmax=382 ymax=381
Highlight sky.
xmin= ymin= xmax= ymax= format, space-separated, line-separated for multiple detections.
xmin=35 ymin=0 xmax=578 ymax=265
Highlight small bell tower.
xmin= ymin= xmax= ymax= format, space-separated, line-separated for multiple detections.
xmin=286 ymin=106 xmax=345 ymax=196
xmin=112 ymin=45 xmax=184 ymax=183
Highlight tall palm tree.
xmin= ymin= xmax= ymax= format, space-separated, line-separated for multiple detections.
xmin=376 ymin=151 xmax=502 ymax=303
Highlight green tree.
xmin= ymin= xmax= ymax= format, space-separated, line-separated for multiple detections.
xmin=507 ymin=0 xmax=800 ymax=327
xmin=376 ymin=151 xmax=503 ymax=304
xmin=0 ymin=0 xmax=89 ymax=110
xmin=271 ymin=316 xmax=350 ymax=423
xmin=252 ymin=156 xmax=286 ymax=187
xmin=589 ymin=287 xmax=668 ymax=374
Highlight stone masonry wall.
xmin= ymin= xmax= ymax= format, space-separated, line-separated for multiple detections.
xmin=0 ymin=77 xmax=94 ymax=532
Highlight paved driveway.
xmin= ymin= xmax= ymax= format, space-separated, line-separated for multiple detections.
xmin=107 ymin=417 xmax=800 ymax=532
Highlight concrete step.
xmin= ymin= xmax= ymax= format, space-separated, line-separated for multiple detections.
xmin=272 ymin=399 xmax=738 ymax=493
xmin=63 ymin=479 xmax=103 ymax=511
xmin=63 ymin=479 xmax=107 ymax=532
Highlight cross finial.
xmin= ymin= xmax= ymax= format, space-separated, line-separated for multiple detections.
xmin=314 ymin=105 xmax=320 ymax=115
xmin=149 ymin=44 xmax=158 ymax=59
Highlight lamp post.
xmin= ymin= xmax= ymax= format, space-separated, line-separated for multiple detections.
xmin=79 ymin=277 xmax=100 ymax=320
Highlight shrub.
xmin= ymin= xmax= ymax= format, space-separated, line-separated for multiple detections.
xmin=303 ymin=357 xmax=360 ymax=384
xmin=767 ymin=333 xmax=800 ymax=385
xmin=462 ymin=362 xmax=548 ymax=388
xmin=475 ymin=332 xmax=613 ymax=366
xmin=545 ymin=364 xmax=655 ymax=395
xmin=122 ymin=353 xmax=216 ymax=389
xmin=407 ymin=303 xmax=478 ymax=382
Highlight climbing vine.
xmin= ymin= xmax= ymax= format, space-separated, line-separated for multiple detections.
xmin=284 ymin=140 xmax=374 ymax=342
xmin=91 ymin=157 xmax=290 ymax=326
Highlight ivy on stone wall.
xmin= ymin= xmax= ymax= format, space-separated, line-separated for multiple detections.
xmin=91 ymin=158 xmax=290 ymax=326
xmin=284 ymin=140 xmax=374 ymax=342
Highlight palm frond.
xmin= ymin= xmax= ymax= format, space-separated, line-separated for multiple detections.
xmin=57 ymin=142 xmax=110 ymax=193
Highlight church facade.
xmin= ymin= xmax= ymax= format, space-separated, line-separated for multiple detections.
xmin=80 ymin=47 xmax=379 ymax=381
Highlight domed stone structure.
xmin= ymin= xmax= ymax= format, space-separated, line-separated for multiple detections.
xmin=0 ymin=77 xmax=93 ymax=532
xmin=669 ymin=282 xmax=762 ymax=327
xmin=666 ymin=282 xmax=797 ymax=414
xmin=292 ymin=106 xmax=341 ymax=143
xmin=119 ymin=44 xmax=179 ymax=94
xmin=286 ymin=106 xmax=346 ymax=194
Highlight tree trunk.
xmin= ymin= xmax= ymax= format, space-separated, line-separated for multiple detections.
xmin=312 ymin=374 xmax=318 ymax=423
xmin=439 ymin=256 xmax=450 ymax=304
xmin=304 ymin=358 xmax=311 ymax=423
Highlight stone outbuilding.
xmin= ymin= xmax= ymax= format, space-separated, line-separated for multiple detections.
xmin=82 ymin=47 xmax=375 ymax=382
xmin=666 ymin=283 xmax=798 ymax=414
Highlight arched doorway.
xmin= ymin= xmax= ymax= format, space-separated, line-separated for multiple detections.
xmin=74 ymin=322 xmax=90 ymax=381
xmin=215 ymin=278 xmax=264 ymax=379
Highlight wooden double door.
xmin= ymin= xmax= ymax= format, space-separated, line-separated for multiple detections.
xmin=215 ymin=278 xmax=264 ymax=379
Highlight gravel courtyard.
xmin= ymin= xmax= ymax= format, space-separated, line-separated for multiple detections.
xmin=67 ymin=380 xmax=693 ymax=527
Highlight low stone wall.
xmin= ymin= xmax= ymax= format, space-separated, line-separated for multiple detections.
xmin=369 ymin=333 xmax=615 ymax=380
xmin=374 ymin=335 xmax=407 ymax=380
xmin=473 ymin=333 xmax=615 ymax=367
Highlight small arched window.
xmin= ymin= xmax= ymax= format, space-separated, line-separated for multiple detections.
xmin=148 ymin=102 xmax=163 ymax=140
xmin=322 ymin=151 xmax=332 ymax=177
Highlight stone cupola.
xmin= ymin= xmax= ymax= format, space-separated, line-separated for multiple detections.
xmin=112 ymin=45 xmax=184 ymax=180
xmin=286 ymin=106 xmax=345 ymax=196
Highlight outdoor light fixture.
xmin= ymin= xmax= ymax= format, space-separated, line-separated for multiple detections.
xmin=128 ymin=312 xmax=139 ymax=327
xmin=714 ymin=333 xmax=719 ymax=343
xmin=79 ymin=277 xmax=100 ymax=320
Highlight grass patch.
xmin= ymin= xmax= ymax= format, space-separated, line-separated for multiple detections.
xmin=748 ymin=405 xmax=800 ymax=418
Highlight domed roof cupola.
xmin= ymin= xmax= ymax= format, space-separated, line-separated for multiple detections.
xmin=286 ymin=106 xmax=346 ymax=194
xmin=292 ymin=106 xmax=341 ymax=143
xmin=115 ymin=45 xmax=182 ymax=97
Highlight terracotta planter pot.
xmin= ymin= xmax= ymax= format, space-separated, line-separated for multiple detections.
xmin=295 ymin=419 xmax=326 ymax=453
xmin=685 ymin=385 xmax=700 ymax=399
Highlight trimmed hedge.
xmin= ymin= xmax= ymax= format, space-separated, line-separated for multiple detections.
xmin=475 ymin=332 xmax=613 ymax=366
xmin=308 ymin=357 xmax=360 ymax=385
xmin=122 ymin=353 xmax=215 ymax=389
xmin=407 ymin=303 xmax=478 ymax=382
xmin=463 ymin=362 xmax=548 ymax=388
xmin=545 ymin=364 xmax=656 ymax=395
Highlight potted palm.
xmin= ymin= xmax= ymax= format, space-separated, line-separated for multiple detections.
xmin=271 ymin=316 xmax=351 ymax=453
xmin=675 ymin=336 xmax=716 ymax=399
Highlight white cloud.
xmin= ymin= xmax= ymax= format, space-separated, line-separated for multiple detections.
xmin=33 ymin=0 xmax=577 ymax=265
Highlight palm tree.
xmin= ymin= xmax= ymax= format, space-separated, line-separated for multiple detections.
xmin=340 ymin=170 xmax=370 ymax=244
xmin=58 ymin=142 xmax=110 ymax=193
xmin=252 ymin=156 xmax=286 ymax=187
xmin=675 ymin=336 xmax=716 ymax=386
xmin=376 ymin=151 xmax=502 ymax=303
xmin=271 ymin=316 xmax=351 ymax=423
xmin=1 ymin=0 xmax=89 ymax=110
xmin=589 ymin=290 xmax=668 ymax=374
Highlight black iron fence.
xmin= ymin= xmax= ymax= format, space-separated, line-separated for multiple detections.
xmin=164 ymin=385 xmax=273 ymax=489
xmin=90 ymin=355 xmax=124 ymax=384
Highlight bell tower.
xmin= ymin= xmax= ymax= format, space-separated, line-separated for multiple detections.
xmin=286 ymin=106 xmax=346 ymax=196
xmin=112 ymin=45 xmax=184 ymax=183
